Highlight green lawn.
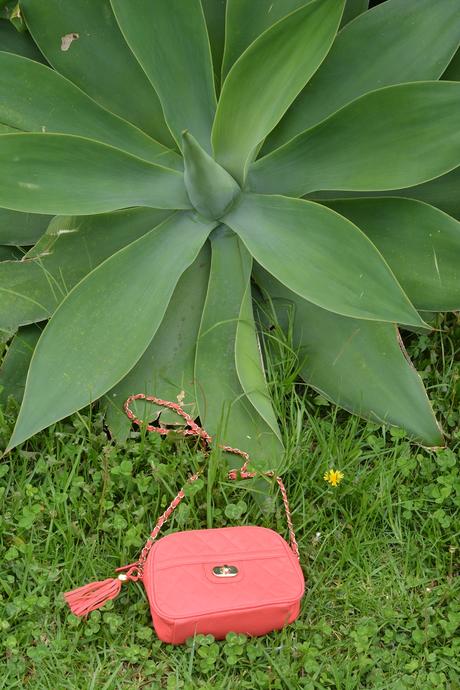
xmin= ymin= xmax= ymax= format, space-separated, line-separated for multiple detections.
xmin=1 ymin=317 xmax=459 ymax=689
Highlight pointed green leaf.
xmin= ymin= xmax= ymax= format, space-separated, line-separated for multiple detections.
xmin=221 ymin=0 xmax=312 ymax=79
xmin=0 ymin=209 xmax=171 ymax=330
xmin=212 ymin=0 xmax=344 ymax=183
xmin=251 ymin=82 xmax=460 ymax=197
xmin=0 ymin=208 xmax=52 ymax=245
xmin=389 ymin=169 xmax=460 ymax=221
xmin=307 ymin=166 xmax=460 ymax=221
xmin=111 ymin=0 xmax=216 ymax=152
xmin=235 ymin=280 xmax=282 ymax=444
xmin=7 ymin=212 xmax=215 ymax=450
xmin=256 ymin=267 xmax=443 ymax=447
xmin=195 ymin=226 xmax=283 ymax=464
xmin=21 ymin=0 xmax=174 ymax=146
xmin=0 ymin=133 xmax=190 ymax=214
xmin=0 ymin=52 xmax=182 ymax=169
xmin=224 ymin=193 xmax=425 ymax=327
xmin=266 ymin=0 xmax=460 ymax=151
xmin=322 ymin=198 xmax=460 ymax=312
xmin=0 ymin=52 xmax=181 ymax=169
xmin=182 ymin=131 xmax=240 ymax=220
xmin=105 ymin=245 xmax=211 ymax=439
xmin=0 ymin=324 xmax=41 ymax=405
xmin=0 ymin=17 xmax=44 ymax=61
xmin=201 ymin=0 xmax=226 ymax=92
xmin=0 ymin=258 xmax=50 ymax=331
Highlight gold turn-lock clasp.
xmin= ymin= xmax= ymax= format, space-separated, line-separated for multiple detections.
xmin=212 ymin=564 xmax=238 ymax=577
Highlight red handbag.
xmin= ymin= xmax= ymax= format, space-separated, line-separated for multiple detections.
xmin=65 ymin=395 xmax=305 ymax=644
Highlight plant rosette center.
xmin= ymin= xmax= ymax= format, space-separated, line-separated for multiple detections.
xmin=182 ymin=130 xmax=241 ymax=221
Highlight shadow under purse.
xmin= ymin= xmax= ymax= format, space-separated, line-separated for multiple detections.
xmin=64 ymin=394 xmax=305 ymax=645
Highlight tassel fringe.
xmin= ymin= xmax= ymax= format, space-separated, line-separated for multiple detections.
xmin=64 ymin=576 xmax=125 ymax=617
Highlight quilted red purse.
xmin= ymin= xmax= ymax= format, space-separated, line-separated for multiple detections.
xmin=65 ymin=395 xmax=305 ymax=644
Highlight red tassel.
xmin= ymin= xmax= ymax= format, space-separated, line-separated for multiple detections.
xmin=64 ymin=575 xmax=127 ymax=617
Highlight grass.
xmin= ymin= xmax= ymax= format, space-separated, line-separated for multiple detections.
xmin=0 ymin=315 xmax=459 ymax=689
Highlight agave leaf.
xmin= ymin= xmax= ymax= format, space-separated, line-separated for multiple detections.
xmin=235 ymin=280 xmax=282 ymax=444
xmin=0 ymin=52 xmax=182 ymax=169
xmin=221 ymin=0 xmax=313 ymax=79
xmin=0 ymin=209 xmax=171 ymax=331
xmin=201 ymin=0 xmax=226 ymax=92
xmin=391 ymin=170 xmax=460 ymax=221
xmin=0 ymin=133 xmax=190 ymax=214
xmin=251 ymin=82 xmax=460 ymax=197
xmin=442 ymin=46 xmax=460 ymax=80
xmin=0 ymin=123 xmax=18 ymax=133
xmin=212 ymin=0 xmax=344 ymax=184
xmin=307 ymin=166 xmax=460 ymax=221
xmin=20 ymin=0 xmax=174 ymax=147
xmin=111 ymin=0 xmax=216 ymax=152
xmin=182 ymin=131 xmax=240 ymax=220
xmin=256 ymin=268 xmax=443 ymax=447
xmin=0 ymin=208 xmax=52 ymax=246
xmin=340 ymin=0 xmax=367 ymax=27
xmin=0 ymin=17 xmax=44 ymax=61
xmin=6 ymin=212 xmax=215 ymax=451
xmin=224 ymin=193 xmax=425 ymax=327
xmin=322 ymin=198 xmax=460 ymax=311
xmin=0 ymin=324 xmax=41 ymax=405
xmin=195 ymin=226 xmax=283 ymax=464
xmin=0 ymin=259 xmax=50 ymax=331
xmin=105 ymin=244 xmax=211 ymax=439
xmin=265 ymin=0 xmax=460 ymax=151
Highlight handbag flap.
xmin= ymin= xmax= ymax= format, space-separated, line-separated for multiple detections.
xmin=143 ymin=526 xmax=304 ymax=619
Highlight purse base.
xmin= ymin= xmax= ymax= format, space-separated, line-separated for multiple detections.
xmin=151 ymin=598 xmax=302 ymax=645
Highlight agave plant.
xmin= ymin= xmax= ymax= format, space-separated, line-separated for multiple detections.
xmin=1 ymin=0 xmax=460 ymax=459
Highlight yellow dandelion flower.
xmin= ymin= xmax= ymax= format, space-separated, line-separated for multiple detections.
xmin=323 ymin=469 xmax=344 ymax=487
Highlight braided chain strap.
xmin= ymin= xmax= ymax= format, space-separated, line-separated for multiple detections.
xmin=118 ymin=394 xmax=299 ymax=579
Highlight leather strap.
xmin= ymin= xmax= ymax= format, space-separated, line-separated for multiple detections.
xmin=119 ymin=394 xmax=300 ymax=578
